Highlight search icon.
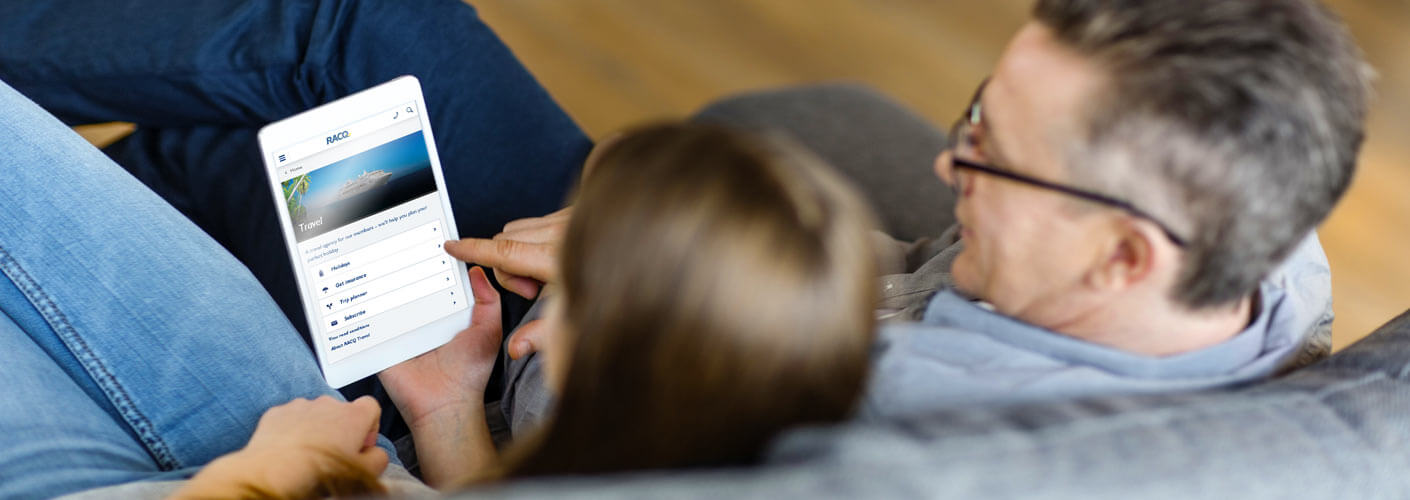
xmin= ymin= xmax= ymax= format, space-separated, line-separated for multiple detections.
xmin=406 ymin=106 xmax=414 ymax=113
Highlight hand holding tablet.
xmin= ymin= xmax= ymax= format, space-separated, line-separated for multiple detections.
xmin=258 ymin=76 xmax=474 ymax=387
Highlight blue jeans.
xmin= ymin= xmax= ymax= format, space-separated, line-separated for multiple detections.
xmin=0 ymin=80 xmax=394 ymax=498
xmin=0 ymin=0 xmax=591 ymax=342
xmin=0 ymin=1 xmax=587 ymax=496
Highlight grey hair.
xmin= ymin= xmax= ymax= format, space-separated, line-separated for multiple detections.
xmin=1033 ymin=0 xmax=1372 ymax=308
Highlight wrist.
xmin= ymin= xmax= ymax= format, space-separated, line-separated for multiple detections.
xmin=403 ymin=392 xmax=498 ymax=488
xmin=404 ymin=391 xmax=485 ymax=435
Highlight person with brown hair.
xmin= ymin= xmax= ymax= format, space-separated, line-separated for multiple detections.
xmin=4 ymin=118 xmax=876 ymax=498
xmin=377 ymin=122 xmax=880 ymax=487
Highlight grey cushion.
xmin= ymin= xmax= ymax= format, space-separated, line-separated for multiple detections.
xmin=456 ymin=309 xmax=1410 ymax=499
xmin=694 ymin=83 xmax=955 ymax=241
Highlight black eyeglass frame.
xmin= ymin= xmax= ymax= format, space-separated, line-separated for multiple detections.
xmin=945 ymin=79 xmax=1189 ymax=248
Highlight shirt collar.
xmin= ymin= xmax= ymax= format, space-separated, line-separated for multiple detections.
xmin=919 ymin=283 xmax=1281 ymax=379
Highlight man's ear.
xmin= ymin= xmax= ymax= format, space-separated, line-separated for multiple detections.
xmin=934 ymin=150 xmax=954 ymax=185
xmin=1085 ymin=218 xmax=1160 ymax=291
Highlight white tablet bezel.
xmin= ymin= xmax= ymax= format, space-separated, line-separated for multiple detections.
xmin=257 ymin=75 xmax=472 ymax=388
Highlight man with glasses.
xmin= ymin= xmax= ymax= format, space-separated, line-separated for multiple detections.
xmin=453 ymin=0 xmax=1371 ymax=422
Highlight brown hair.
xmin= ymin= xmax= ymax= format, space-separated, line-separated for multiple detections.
xmin=503 ymin=123 xmax=878 ymax=476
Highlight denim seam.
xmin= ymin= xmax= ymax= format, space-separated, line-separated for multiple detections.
xmin=0 ymin=244 xmax=181 ymax=470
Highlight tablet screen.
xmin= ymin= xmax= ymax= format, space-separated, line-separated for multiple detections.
xmin=270 ymin=101 xmax=466 ymax=365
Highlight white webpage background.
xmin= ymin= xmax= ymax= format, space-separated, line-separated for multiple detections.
xmin=288 ymin=121 xmax=465 ymax=363
xmin=299 ymin=195 xmax=463 ymax=362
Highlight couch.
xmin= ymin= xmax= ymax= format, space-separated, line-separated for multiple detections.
xmin=455 ymin=85 xmax=1410 ymax=499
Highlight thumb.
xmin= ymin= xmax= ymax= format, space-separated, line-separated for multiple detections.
xmin=507 ymin=318 xmax=548 ymax=359
xmin=350 ymin=396 xmax=388 ymax=474
xmin=468 ymin=267 xmax=500 ymax=305
xmin=467 ymin=267 xmax=502 ymax=329
xmin=355 ymin=446 xmax=390 ymax=477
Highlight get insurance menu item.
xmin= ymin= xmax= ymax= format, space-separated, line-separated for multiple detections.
xmin=258 ymin=77 xmax=471 ymax=387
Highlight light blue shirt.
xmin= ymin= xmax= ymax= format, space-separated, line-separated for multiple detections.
xmin=860 ymin=233 xmax=1333 ymax=420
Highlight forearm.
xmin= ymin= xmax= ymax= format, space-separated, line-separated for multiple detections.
xmin=170 ymin=449 xmax=305 ymax=499
xmin=407 ymin=394 xmax=499 ymax=489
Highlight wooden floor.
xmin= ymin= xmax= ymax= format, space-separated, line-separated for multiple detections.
xmin=463 ymin=0 xmax=1410 ymax=350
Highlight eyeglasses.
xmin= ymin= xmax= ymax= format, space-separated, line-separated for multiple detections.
xmin=945 ymin=79 xmax=1189 ymax=248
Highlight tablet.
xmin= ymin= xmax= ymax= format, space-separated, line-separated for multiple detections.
xmin=257 ymin=76 xmax=472 ymax=388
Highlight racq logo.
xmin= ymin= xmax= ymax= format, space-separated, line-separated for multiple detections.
xmin=326 ymin=130 xmax=351 ymax=145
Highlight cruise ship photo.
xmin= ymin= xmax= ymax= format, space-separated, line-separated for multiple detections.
xmin=336 ymin=169 xmax=393 ymax=200
xmin=285 ymin=130 xmax=439 ymax=242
